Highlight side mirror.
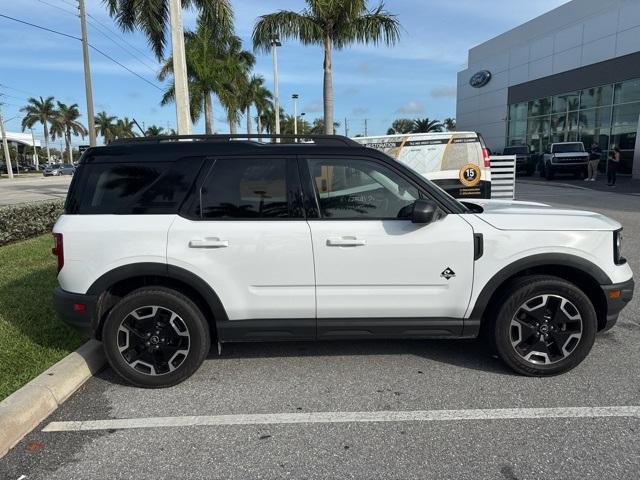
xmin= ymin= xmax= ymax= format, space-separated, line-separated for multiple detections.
xmin=411 ymin=199 xmax=443 ymax=224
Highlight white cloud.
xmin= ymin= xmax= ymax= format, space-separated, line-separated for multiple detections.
xmin=396 ymin=101 xmax=423 ymax=114
xmin=431 ymin=85 xmax=457 ymax=98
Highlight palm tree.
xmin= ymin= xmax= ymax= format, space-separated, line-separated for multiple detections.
xmin=240 ymin=75 xmax=272 ymax=135
xmin=50 ymin=102 xmax=88 ymax=163
xmin=249 ymin=77 xmax=273 ymax=134
xmin=216 ymin=37 xmax=255 ymax=134
xmin=309 ymin=117 xmax=340 ymax=135
xmin=94 ymin=111 xmax=117 ymax=144
xmin=412 ymin=118 xmax=443 ymax=133
xmin=253 ymin=1 xmax=400 ymax=134
xmin=145 ymin=125 xmax=165 ymax=136
xmin=114 ymin=117 xmax=136 ymax=139
xmin=159 ymin=18 xmax=233 ymax=134
xmin=443 ymin=117 xmax=456 ymax=132
xmin=104 ymin=0 xmax=233 ymax=59
xmin=387 ymin=118 xmax=414 ymax=135
xmin=20 ymin=96 xmax=57 ymax=164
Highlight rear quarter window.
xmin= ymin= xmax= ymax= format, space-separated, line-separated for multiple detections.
xmin=67 ymin=157 xmax=204 ymax=214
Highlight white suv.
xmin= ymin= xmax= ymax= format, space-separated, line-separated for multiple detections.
xmin=52 ymin=135 xmax=634 ymax=387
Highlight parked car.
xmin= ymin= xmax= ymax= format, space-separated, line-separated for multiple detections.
xmin=52 ymin=135 xmax=634 ymax=387
xmin=43 ymin=163 xmax=75 ymax=176
xmin=541 ymin=142 xmax=589 ymax=180
xmin=502 ymin=145 xmax=536 ymax=176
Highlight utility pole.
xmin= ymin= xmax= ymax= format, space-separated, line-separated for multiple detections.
xmin=271 ymin=38 xmax=282 ymax=139
xmin=364 ymin=118 xmax=368 ymax=136
xmin=0 ymin=104 xmax=14 ymax=179
xmin=344 ymin=117 xmax=349 ymax=137
xmin=78 ymin=0 xmax=97 ymax=147
xmin=169 ymin=0 xmax=192 ymax=135
xmin=30 ymin=128 xmax=39 ymax=170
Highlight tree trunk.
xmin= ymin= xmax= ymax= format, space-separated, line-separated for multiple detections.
xmin=204 ymin=92 xmax=213 ymax=134
xmin=257 ymin=110 xmax=263 ymax=134
xmin=229 ymin=112 xmax=237 ymax=134
xmin=246 ymin=106 xmax=252 ymax=135
xmin=43 ymin=122 xmax=51 ymax=164
xmin=66 ymin=129 xmax=72 ymax=163
xmin=323 ymin=36 xmax=334 ymax=135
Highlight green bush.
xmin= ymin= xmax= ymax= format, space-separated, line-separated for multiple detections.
xmin=0 ymin=199 xmax=65 ymax=246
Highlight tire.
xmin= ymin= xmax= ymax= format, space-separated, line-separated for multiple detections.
xmin=489 ymin=275 xmax=597 ymax=376
xmin=544 ymin=164 xmax=554 ymax=180
xmin=102 ymin=287 xmax=211 ymax=388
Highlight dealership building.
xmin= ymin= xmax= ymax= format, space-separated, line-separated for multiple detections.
xmin=456 ymin=0 xmax=640 ymax=178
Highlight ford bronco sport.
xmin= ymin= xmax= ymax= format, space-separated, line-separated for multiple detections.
xmin=52 ymin=135 xmax=634 ymax=387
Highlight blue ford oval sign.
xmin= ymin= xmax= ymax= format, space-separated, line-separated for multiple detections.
xmin=469 ymin=70 xmax=492 ymax=88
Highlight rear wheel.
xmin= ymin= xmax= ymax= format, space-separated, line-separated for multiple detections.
xmin=490 ymin=276 xmax=597 ymax=376
xmin=102 ymin=287 xmax=211 ymax=388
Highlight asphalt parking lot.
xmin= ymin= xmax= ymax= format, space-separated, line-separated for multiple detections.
xmin=0 ymin=175 xmax=72 ymax=206
xmin=1 ymin=180 xmax=639 ymax=479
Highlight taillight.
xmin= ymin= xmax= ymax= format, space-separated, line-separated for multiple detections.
xmin=52 ymin=233 xmax=64 ymax=273
xmin=482 ymin=147 xmax=491 ymax=168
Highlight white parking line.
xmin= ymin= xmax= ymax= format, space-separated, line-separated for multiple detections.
xmin=43 ymin=406 xmax=640 ymax=432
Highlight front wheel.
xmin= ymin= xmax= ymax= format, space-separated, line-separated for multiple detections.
xmin=102 ymin=287 xmax=211 ymax=388
xmin=490 ymin=276 xmax=597 ymax=376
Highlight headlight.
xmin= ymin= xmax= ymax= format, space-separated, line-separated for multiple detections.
xmin=614 ymin=229 xmax=625 ymax=265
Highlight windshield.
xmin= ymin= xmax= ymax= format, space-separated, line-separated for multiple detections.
xmin=552 ymin=143 xmax=585 ymax=153
xmin=503 ymin=146 xmax=528 ymax=155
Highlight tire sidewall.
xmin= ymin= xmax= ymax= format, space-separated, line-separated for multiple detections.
xmin=494 ymin=278 xmax=597 ymax=376
xmin=102 ymin=288 xmax=210 ymax=388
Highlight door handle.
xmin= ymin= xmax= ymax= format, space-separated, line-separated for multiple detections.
xmin=189 ymin=238 xmax=229 ymax=249
xmin=326 ymin=237 xmax=366 ymax=247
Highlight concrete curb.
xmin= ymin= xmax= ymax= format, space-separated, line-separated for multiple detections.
xmin=0 ymin=340 xmax=104 ymax=458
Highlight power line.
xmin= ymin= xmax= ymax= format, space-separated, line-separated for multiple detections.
xmin=86 ymin=13 xmax=158 ymax=65
xmin=29 ymin=0 xmax=160 ymax=77
xmin=36 ymin=0 xmax=76 ymax=16
xmin=86 ymin=18 xmax=160 ymax=75
xmin=0 ymin=13 xmax=163 ymax=91
xmin=0 ymin=13 xmax=81 ymax=41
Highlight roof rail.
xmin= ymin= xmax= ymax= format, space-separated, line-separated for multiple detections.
xmin=110 ymin=134 xmax=361 ymax=147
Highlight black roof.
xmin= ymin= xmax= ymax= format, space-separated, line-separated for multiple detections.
xmin=81 ymin=134 xmax=371 ymax=163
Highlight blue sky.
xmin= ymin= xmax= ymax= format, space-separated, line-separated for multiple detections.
xmin=0 ymin=0 xmax=569 ymax=145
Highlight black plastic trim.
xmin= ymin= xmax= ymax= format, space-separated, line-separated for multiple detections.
xmin=53 ymin=287 xmax=98 ymax=337
xmin=474 ymin=233 xmax=484 ymax=261
xmin=469 ymin=253 xmax=613 ymax=323
xmin=86 ymin=262 xmax=229 ymax=325
xmin=600 ymin=278 xmax=635 ymax=332
xmin=317 ymin=317 xmax=464 ymax=339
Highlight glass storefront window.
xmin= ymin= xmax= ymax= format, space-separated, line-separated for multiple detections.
xmin=580 ymin=85 xmax=613 ymax=109
xmin=528 ymin=97 xmax=551 ymax=117
xmin=507 ymin=78 xmax=640 ymax=175
xmin=614 ymin=79 xmax=640 ymax=104
xmin=612 ymin=102 xmax=640 ymax=128
xmin=552 ymin=91 xmax=580 ymax=113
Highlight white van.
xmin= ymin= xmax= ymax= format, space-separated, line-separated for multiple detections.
xmin=353 ymin=132 xmax=492 ymax=199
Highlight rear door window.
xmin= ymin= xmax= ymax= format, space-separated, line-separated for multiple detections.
xmin=195 ymin=158 xmax=301 ymax=219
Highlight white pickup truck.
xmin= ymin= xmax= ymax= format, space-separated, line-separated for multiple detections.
xmin=541 ymin=142 xmax=590 ymax=180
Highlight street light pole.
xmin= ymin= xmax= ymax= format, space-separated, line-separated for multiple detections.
xmin=169 ymin=0 xmax=192 ymax=135
xmin=300 ymin=112 xmax=306 ymax=135
xmin=0 ymin=105 xmax=14 ymax=179
xmin=271 ymin=38 xmax=282 ymax=139
xmin=292 ymin=94 xmax=299 ymax=137
xmin=78 ymin=0 xmax=97 ymax=147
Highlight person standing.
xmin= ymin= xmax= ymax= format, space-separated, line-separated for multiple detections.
xmin=607 ymin=146 xmax=621 ymax=186
xmin=587 ymin=142 xmax=602 ymax=181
